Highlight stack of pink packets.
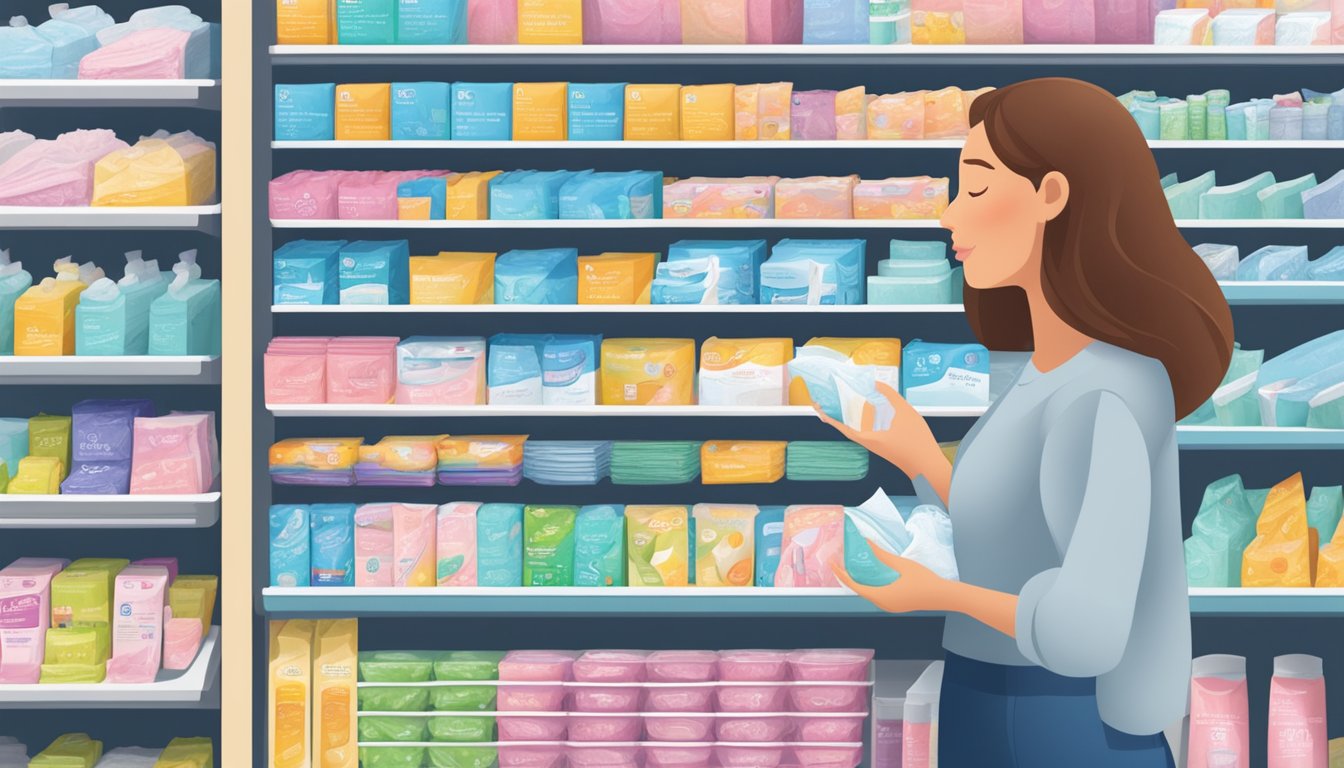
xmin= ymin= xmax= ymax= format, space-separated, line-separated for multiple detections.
xmin=269 ymin=170 xmax=452 ymax=220
xmin=265 ymin=336 xmax=399 ymax=404
xmin=129 ymin=413 xmax=218 ymax=495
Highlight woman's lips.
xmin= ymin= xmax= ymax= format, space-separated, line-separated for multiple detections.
xmin=953 ymin=246 xmax=974 ymax=262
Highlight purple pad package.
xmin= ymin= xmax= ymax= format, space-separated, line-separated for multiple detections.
xmin=790 ymin=90 xmax=838 ymax=141
xmin=60 ymin=460 xmax=132 ymax=495
xmin=71 ymin=399 xmax=155 ymax=462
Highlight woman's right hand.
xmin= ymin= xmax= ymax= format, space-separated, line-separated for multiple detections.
xmin=806 ymin=381 xmax=950 ymax=486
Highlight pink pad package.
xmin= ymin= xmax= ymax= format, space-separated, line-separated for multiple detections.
xmin=790 ymin=91 xmax=838 ymax=141
xmin=584 ymin=0 xmax=681 ymax=43
xmin=568 ymin=714 xmax=643 ymax=742
xmin=469 ymin=0 xmax=518 ymax=42
xmin=774 ymin=506 xmax=844 ymax=588
xmin=716 ymin=684 xmax=789 ymax=713
xmin=0 ymin=129 xmax=129 ymax=207
xmin=748 ymin=0 xmax=803 ymax=41
xmin=355 ymin=503 xmax=396 ymax=587
xmin=792 ymin=745 xmax=862 ymax=768
xmin=796 ymin=715 xmax=866 ymax=742
xmin=774 ymin=176 xmax=857 ymax=219
xmin=499 ymin=744 xmax=567 ymax=768
xmin=572 ymin=684 xmax=644 ymax=713
xmin=719 ymin=649 xmax=790 ymax=681
xmin=340 ymin=171 xmax=449 ymax=221
xmin=325 ymin=336 xmax=399 ymax=404
xmin=663 ymin=177 xmax=778 ymax=219
xmin=265 ymin=337 xmax=331 ymax=404
xmin=789 ymin=684 xmax=869 ymax=712
xmin=963 ymin=0 xmax=1025 ymax=42
xmin=1093 ymin=0 xmax=1150 ymax=43
xmin=501 ymin=650 xmax=581 ymax=681
xmin=436 ymin=502 xmax=480 ymax=586
xmin=715 ymin=744 xmax=786 ymax=768
xmin=162 ymin=616 xmax=204 ymax=671
xmin=569 ymin=745 xmax=643 ymax=768
xmin=1023 ymin=0 xmax=1096 ymax=42
xmin=0 ymin=558 xmax=69 ymax=684
xmin=269 ymin=170 xmax=345 ymax=220
xmin=645 ymin=714 xmax=715 ymax=742
xmin=499 ymin=685 xmax=570 ymax=712
xmin=645 ymin=686 xmax=716 ymax=713
xmin=716 ymin=715 xmax=794 ymax=742
xmin=787 ymin=649 xmax=874 ymax=681
xmin=647 ymin=650 xmax=719 ymax=682
xmin=130 ymin=414 xmax=215 ymax=495
xmin=574 ymin=650 xmax=649 ymax=682
xmin=134 ymin=558 xmax=180 ymax=585
xmin=646 ymin=745 xmax=713 ymax=768
xmin=499 ymin=715 xmax=569 ymax=741
xmin=105 ymin=564 xmax=169 ymax=684
xmin=78 ymin=28 xmax=193 ymax=80
xmin=853 ymin=177 xmax=950 ymax=220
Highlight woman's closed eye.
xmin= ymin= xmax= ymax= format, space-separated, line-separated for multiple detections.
xmin=968 ymin=187 xmax=988 ymax=198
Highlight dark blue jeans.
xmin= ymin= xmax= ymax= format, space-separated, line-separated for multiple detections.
xmin=939 ymin=653 xmax=1177 ymax=768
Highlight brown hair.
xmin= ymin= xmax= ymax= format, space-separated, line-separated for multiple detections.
xmin=965 ymin=77 xmax=1234 ymax=419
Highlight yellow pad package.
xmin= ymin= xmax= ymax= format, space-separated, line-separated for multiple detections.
xmin=446 ymin=171 xmax=503 ymax=220
xmin=625 ymin=85 xmax=681 ymax=141
xmin=601 ymin=338 xmax=696 ymax=405
xmin=15 ymin=276 xmax=90 ymax=356
xmin=270 ymin=620 xmax=314 ymax=768
xmin=312 ymin=619 xmax=358 ymax=768
xmin=836 ymin=86 xmax=867 ymax=140
xmin=758 ymin=82 xmax=793 ymax=140
xmin=627 ymin=506 xmax=690 ymax=586
xmin=30 ymin=734 xmax=103 ymax=768
xmin=170 ymin=575 xmax=220 ymax=630
xmin=7 ymin=456 xmax=63 ymax=494
xmin=789 ymin=337 xmax=902 ymax=404
xmin=335 ymin=83 xmax=392 ymax=141
xmin=693 ymin=504 xmax=758 ymax=586
xmin=276 ymin=0 xmax=333 ymax=44
xmin=701 ymin=440 xmax=786 ymax=485
xmin=153 ymin=737 xmax=215 ymax=768
xmin=735 ymin=85 xmax=760 ymax=140
xmin=92 ymin=131 xmax=216 ymax=207
xmin=681 ymin=84 xmax=735 ymax=141
xmin=517 ymin=0 xmax=584 ymax=43
xmin=578 ymin=253 xmax=658 ymax=304
xmin=410 ymin=252 xmax=497 ymax=304
xmin=699 ymin=337 xmax=793 ymax=407
xmin=1243 ymin=473 xmax=1318 ymax=588
xmin=513 ymin=82 xmax=569 ymax=140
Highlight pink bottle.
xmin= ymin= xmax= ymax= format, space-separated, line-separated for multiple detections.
xmin=901 ymin=662 xmax=943 ymax=768
xmin=1188 ymin=655 xmax=1250 ymax=768
xmin=964 ymin=0 xmax=1025 ymax=43
xmin=469 ymin=0 xmax=519 ymax=42
xmin=1267 ymin=654 xmax=1327 ymax=768
xmin=583 ymin=0 xmax=681 ymax=42
xmin=1023 ymin=0 xmax=1096 ymax=42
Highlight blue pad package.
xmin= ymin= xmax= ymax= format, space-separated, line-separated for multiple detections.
xmin=392 ymin=82 xmax=452 ymax=140
xmin=275 ymin=83 xmax=336 ymax=141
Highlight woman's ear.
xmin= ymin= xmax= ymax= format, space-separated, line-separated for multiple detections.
xmin=1038 ymin=171 xmax=1070 ymax=222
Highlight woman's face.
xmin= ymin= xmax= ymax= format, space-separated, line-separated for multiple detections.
xmin=940 ymin=123 xmax=1069 ymax=291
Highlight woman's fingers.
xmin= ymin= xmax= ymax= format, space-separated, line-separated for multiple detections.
xmin=812 ymin=403 xmax=861 ymax=442
xmin=875 ymin=380 xmax=904 ymax=404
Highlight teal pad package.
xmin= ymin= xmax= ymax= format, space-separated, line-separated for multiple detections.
xmin=270 ymin=504 xmax=311 ymax=587
xmin=274 ymin=240 xmax=345 ymax=305
xmin=1165 ymin=171 xmax=1217 ymax=220
xmin=393 ymin=82 xmax=452 ymax=140
xmin=663 ymin=240 xmax=767 ymax=304
xmin=844 ymin=501 xmax=911 ymax=587
xmin=275 ymin=83 xmax=336 ymax=142
xmin=1307 ymin=246 xmax=1344 ymax=282
xmin=1273 ymin=360 xmax=1344 ymax=427
xmin=1308 ymin=486 xmax=1344 ymax=547
xmin=310 ymin=503 xmax=356 ymax=586
xmin=1199 ymin=171 xmax=1276 ymax=220
xmin=490 ymin=170 xmax=590 ymax=220
xmin=1211 ymin=344 xmax=1265 ymax=427
xmin=336 ymin=0 xmax=397 ymax=44
xmin=574 ymin=505 xmax=626 ymax=587
xmin=339 ymin=240 xmax=411 ymax=305
xmin=476 ymin=503 xmax=523 ymax=586
xmin=567 ymin=83 xmax=627 ymax=141
xmin=754 ymin=506 xmax=785 ymax=587
xmin=558 ymin=171 xmax=663 ymax=220
xmin=451 ymin=83 xmax=512 ymax=140
xmin=495 ymin=249 xmax=579 ymax=304
xmin=1256 ymin=329 xmax=1344 ymax=427
xmin=0 ymin=252 xmax=32 ymax=355
xmin=397 ymin=0 xmax=468 ymax=44
xmin=1186 ymin=474 xmax=1256 ymax=587
xmin=901 ymin=339 xmax=991 ymax=408
xmin=1258 ymin=173 xmax=1317 ymax=219
xmin=147 ymin=253 xmax=221 ymax=357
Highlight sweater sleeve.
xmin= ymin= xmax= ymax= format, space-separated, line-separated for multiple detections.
xmin=1015 ymin=390 xmax=1153 ymax=678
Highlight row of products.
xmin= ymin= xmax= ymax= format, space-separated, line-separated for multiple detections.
xmin=263 ymin=336 xmax=989 ymax=408
xmin=0 ymin=129 xmax=216 ymax=208
xmin=275 ymin=81 xmax=988 ymax=142
xmin=1182 ymin=329 xmax=1344 ymax=429
xmin=0 ymin=557 xmax=217 ymax=685
xmin=1187 ymin=654 xmax=1330 ymax=768
xmin=1164 ymin=168 xmax=1342 ymax=220
xmin=1155 ymin=6 xmax=1335 ymax=44
xmin=272 ymin=239 xmax=962 ymax=307
xmin=0 ymin=734 xmax=213 ymax=768
xmin=0 ymin=403 xmax=218 ymax=496
xmin=1122 ymin=86 xmax=1344 ymax=141
xmin=1185 ymin=472 xmax=1344 ymax=587
xmin=0 ymin=5 xmax=217 ymax=80
xmin=1196 ymin=243 xmax=1344 ymax=281
xmin=0 ymin=250 xmax=221 ymax=357
xmin=274 ymin=0 xmax=1344 ymax=46
xmin=268 ymin=490 xmax=959 ymax=589
xmin=268 ymin=168 xmax=950 ymax=221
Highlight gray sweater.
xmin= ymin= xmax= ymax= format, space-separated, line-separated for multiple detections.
xmin=916 ymin=341 xmax=1191 ymax=736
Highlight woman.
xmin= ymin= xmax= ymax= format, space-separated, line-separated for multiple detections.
xmin=817 ymin=78 xmax=1234 ymax=767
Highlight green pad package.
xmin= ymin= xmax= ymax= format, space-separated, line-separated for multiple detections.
xmin=574 ymin=505 xmax=626 ymax=587
xmin=431 ymin=685 xmax=497 ymax=712
xmin=428 ymin=746 xmax=499 ymax=768
xmin=360 ymin=650 xmax=440 ymax=682
xmin=428 ymin=715 xmax=496 ymax=743
xmin=28 ymin=413 xmax=72 ymax=480
xmin=523 ymin=505 xmax=577 ymax=586
xmin=433 ymin=651 xmax=504 ymax=681
xmin=360 ymin=747 xmax=429 ymax=768
xmin=360 ymin=686 xmax=431 ymax=712
xmin=359 ymin=715 xmax=430 ymax=743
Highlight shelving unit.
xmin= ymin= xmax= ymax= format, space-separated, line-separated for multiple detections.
xmin=0 ymin=80 xmax=220 ymax=108
xmin=264 ymin=404 xmax=988 ymax=418
xmin=0 ymin=492 xmax=222 ymax=529
xmin=269 ymin=217 xmax=1341 ymax=230
xmin=0 ymin=205 xmax=222 ymax=231
xmin=271 ymin=139 xmax=1344 ymax=150
xmin=0 ymin=356 xmax=221 ymax=385
xmin=269 ymin=43 xmax=1344 ymax=58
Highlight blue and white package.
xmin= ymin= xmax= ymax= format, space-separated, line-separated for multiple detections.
xmin=651 ymin=259 xmax=719 ymax=305
xmin=398 ymin=0 xmax=468 ymax=44
xmin=567 ymin=83 xmax=627 ymax=141
xmin=477 ymin=503 xmax=524 ymax=586
xmin=392 ymin=82 xmax=452 ymax=140
xmin=37 ymin=16 xmax=100 ymax=79
xmin=788 ymin=347 xmax=895 ymax=429
xmin=274 ymin=240 xmax=345 ymax=305
xmin=451 ymin=82 xmax=513 ymax=140
xmin=398 ymin=177 xmax=448 ymax=219
xmin=844 ymin=495 xmax=911 ymax=587
xmin=1303 ymin=169 xmax=1344 ymax=220
xmin=1236 ymin=245 xmax=1309 ymax=282
xmin=270 ymin=504 xmax=311 ymax=587
xmin=755 ymin=506 xmax=786 ymax=587
xmin=1256 ymin=330 xmax=1344 ymax=426
xmin=543 ymin=335 xmax=602 ymax=405
xmin=803 ymin=0 xmax=869 ymax=43
xmin=900 ymin=340 xmax=991 ymax=407
xmin=491 ymin=170 xmax=590 ymax=220
xmin=664 ymin=240 xmax=767 ymax=304
xmin=1307 ymin=246 xmax=1344 ymax=282
xmin=275 ymin=83 xmax=336 ymax=142
xmin=762 ymin=239 xmax=865 ymax=305
xmin=488 ymin=333 xmax=549 ymax=405
xmin=495 ymin=248 xmax=579 ymax=303
xmin=309 ymin=503 xmax=356 ymax=586
xmin=339 ymin=240 xmax=410 ymax=305
xmin=558 ymin=171 xmax=662 ymax=220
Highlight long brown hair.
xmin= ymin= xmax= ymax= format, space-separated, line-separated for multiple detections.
xmin=965 ymin=78 xmax=1234 ymax=419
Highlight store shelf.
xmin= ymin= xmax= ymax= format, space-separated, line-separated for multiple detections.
xmin=0 ymin=493 xmax=221 ymax=530
xmin=0 ymin=205 xmax=222 ymax=231
xmin=265 ymin=404 xmax=988 ymax=418
xmin=1218 ymin=282 xmax=1344 ymax=305
xmin=0 ymin=627 xmax=221 ymax=709
xmin=0 ymin=356 xmax=220 ymax=385
xmin=1175 ymin=427 xmax=1344 ymax=449
xmin=262 ymin=587 xmax=1344 ymax=617
xmin=0 ymin=79 xmax=219 ymax=108
xmin=271 ymin=218 xmax=1341 ymax=230
xmin=271 ymin=139 xmax=1344 ymax=150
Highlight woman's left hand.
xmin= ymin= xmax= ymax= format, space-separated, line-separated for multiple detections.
xmin=832 ymin=541 xmax=953 ymax=614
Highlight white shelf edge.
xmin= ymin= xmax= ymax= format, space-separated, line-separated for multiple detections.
xmin=270 ymin=218 xmax=1342 ymax=230
xmin=0 ymin=627 xmax=220 ymax=709
xmin=272 ymin=304 xmax=968 ymax=314
xmin=0 ymin=492 xmax=222 ymax=530
xmin=0 ymin=355 xmax=220 ymax=384
xmin=0 ymin=205 xmax=222 ymax=230
xmin=271 ymin=139 xmax=1344 ymax=150
xmin=270 ymin=44 xmax=1344 ymax=56
xmin=265 ymin=404 xmax=988 ymax=417
xmin=0 ymin=80 xmax=218 ymax=103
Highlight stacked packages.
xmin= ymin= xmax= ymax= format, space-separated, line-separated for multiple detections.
xmin=0 ymin=5 xmax=217 ymax=80
xmin=1122 ymin=86 xmax=1344 ymax=141
xmin=1182 ymin=330 xmax=1344 ymax=429
xmin=0 ymin=557 xmax=216 ymax=684
xmin=1165 ymin=169 xmax=1343 ymax=220
xmin=269 ymin=436 xmax=525 ymax=487
xmin=1155 ymin=6 xmax=1336 ymax=45
xmin=1196 ymin=243 xmax=1344 ymax=282
xmin=0 ymin=734 xmax=214 ymax=768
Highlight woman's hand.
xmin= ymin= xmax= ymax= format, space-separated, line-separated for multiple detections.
xmin=831 ymin=541 xmax=953 ymax=614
